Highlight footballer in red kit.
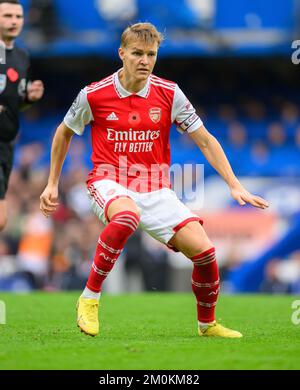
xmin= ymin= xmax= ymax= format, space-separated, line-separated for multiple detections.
xmin=40 ymin=22 xmax=269 ymax=338
xmin=64 ymin=70 xmax=201 ymax=192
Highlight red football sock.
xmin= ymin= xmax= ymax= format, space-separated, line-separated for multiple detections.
xmin=86 ymin=210 xmax=140 ymax=292
xmin=191 ymin=247 xmax=220 ymax=324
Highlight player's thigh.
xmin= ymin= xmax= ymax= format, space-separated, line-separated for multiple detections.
xmin=168 ymin=221 xmax=213 ymax=258
xmin=107 ymin=197 xmax=140 ymax=221
xmin=88 ymin=180 xmax=140 ymax=223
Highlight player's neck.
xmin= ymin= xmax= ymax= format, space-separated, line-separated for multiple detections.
xmin=0 ymin=37 xmax=14 ymax=49
xmin=119 ymin=69 xmax=148 ymax=93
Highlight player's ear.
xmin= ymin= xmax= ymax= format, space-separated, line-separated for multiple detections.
xmin=118 ymin=47 xmax=124 ymax=61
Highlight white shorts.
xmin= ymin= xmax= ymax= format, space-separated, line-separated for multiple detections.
xmin=87 ymin=179 xmax=203 ymax=248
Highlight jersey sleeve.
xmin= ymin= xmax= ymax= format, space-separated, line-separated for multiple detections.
xmin=63 ymin=87 xmax=93 ymax=135
xmin=171 ymin=84 xmax=203 ymax=134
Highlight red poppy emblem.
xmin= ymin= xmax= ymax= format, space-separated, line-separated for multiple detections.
xmin=128 ymin=111 xmax=141 ymax=126
xmin=7 ymin=68 xmax=19 ymax=82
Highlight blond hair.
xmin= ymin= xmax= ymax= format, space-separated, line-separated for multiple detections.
xmin=121 ymin=22 xmax=163 ymax=48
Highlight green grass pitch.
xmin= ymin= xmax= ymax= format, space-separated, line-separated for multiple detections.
xmin=0 ymin=292 xmax=299 ymax=370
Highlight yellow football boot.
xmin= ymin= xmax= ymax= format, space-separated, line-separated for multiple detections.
xmin=198 ymin=322 xmax=243 ymax=338
xmin=76 ymin=296 xmax=99 ymax=336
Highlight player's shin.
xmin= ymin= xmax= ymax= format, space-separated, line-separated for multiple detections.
xmin=83 ymin=210 xmax=140 ymax=297
xmin=190 ymin=247 xmax=220 ymax=325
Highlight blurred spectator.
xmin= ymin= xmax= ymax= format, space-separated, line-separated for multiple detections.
xmin=250 ymin=141 xmax=270 ymax=172
xmin=64 ymin=138 xmax=91 ymax=173
xmin=280 ymin=102 xmax=300 ymax=140
xmin=0 ymin=237 xmax=10 ymax=257
xmin=267 ymin=123 xmax=286 ymax=146
xmin=15 ymin=142 xmax=45 ymax=177
xmin=281 ymin=102 xmax=299 ymax=125
xmin=218 ymin=104 xmax=237 ymax=123
xmin=0 ymin=238 xmax=23 ymax=291
xmin=17 ymin=202 xmax=53 ymax=288
xmin=260 ymin=259 xmax=291 ymax=294
xmin=65 ymin=168 xmax=92 ymax=220
xmin=295 ymin=125 xmax=300 ymax=149
xmin=27 ymin=0 xmax=60 ymax=43
xmin=241 ymin=99 xmax=266 ymax=121
xmin=289 ymin=251 xmax=300 ymax=294
xmin=48 ymin=232 xmax=71 ymax=290
xmin=260 ymin=252 xmax=300 ymax=295
xmin=227 ymin=122 xmax=247 ymax=147
xmin=124 ymin=231 xmax=170 ymax=291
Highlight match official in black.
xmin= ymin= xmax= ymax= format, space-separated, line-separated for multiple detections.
xmin=0 ymin=0 xmax=44 ymax=230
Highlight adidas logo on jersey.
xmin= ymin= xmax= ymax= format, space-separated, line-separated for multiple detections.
xmin=106 ymin=112 xmax=119 ymax=121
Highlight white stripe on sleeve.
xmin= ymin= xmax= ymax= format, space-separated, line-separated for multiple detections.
xmin=171 ymin=84 xmax=203 ymax=134
xmin=63 ymin=87 xmax=93 ymax=136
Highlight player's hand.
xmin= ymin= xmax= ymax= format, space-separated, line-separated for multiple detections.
xmin=40 ymin=185 xmax=59 ymax=218
xmin=27 ymin=80 xmax=44 ymax=102
xmin=230 ymin=182 xmax=269 ymax=210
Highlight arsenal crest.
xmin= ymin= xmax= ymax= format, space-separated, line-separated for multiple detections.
xmin=149 ymin=107 xmax=161 ymax=123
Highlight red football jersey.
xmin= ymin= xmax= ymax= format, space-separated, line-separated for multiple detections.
xmin=64 ymin=69 xmax=202 ymax=192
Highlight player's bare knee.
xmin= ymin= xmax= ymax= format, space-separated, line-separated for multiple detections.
xmin=107 ymin=197 xmax=140 ymax=221
xmin=187 ymin=243 xmax=214 ymax=259
xmin=170 ymin=221 xmax=213 ymax=256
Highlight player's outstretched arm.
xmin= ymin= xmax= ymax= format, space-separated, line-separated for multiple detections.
xmin=189 ymin=125 xmax=269 ymax=210
xmin=40 ymin=122 xmax=74 ymax=217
